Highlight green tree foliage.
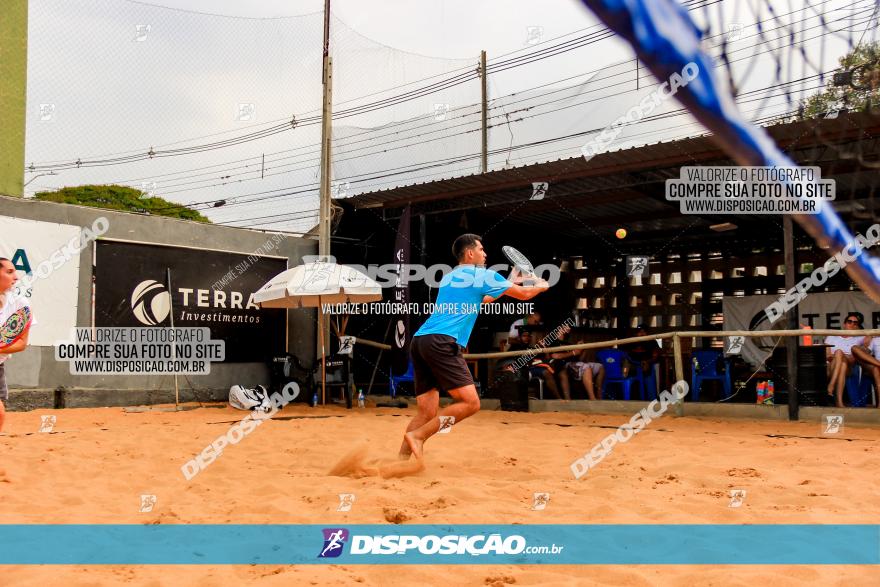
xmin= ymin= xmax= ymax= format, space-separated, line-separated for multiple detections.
xmin=800 ymin=42 xmax=880 ymax=119
xmin=34 ymin=184 xmax=210 ymax=223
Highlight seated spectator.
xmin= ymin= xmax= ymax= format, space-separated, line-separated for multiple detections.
xmin=507 ymin=311 xmax=542 ymax=349
xmin=546 ymin=324 xmax=579 ymax=400
xmin=506 ymin=330 xmax=563 ymax=400
xmin=620 ymin=325 xmax=660 ymax=375
xmin=825 ymin=312 xmax=866 ymax=408
xmin=850 ymin=328 xmax=880 ymax=409
xmin=566 ymin=353 xmax=605 ymax=401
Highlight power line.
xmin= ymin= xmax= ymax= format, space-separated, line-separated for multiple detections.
xmin=154 ymin=5 xmax=866 ymax=208
xmin=27 ymin=0 xmax=730 ymax=173
xmin=222 ymin=82 xmax=823 ymax=230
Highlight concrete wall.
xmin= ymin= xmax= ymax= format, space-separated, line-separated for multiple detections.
xmin=1 ymin=196 xmax=317 ymax=409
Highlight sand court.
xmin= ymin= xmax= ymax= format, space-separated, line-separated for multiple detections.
xmin=1 ymin=402 xmax=878 ymax=584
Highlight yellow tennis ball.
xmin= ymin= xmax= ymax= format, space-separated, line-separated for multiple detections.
xmin=615 ymin=228 xmax=627 ymax=239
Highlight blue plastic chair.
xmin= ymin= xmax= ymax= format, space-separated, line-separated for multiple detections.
xmin=691 ymin=349 xmax=732 ymax=401
xmin=597 ymin=349 xmax=635 ymax=400
xmin=626 ymin=354 xmax=659 ymax=401
xmin=390 ymin=361 xmax=415 ymax=398
xmin=845 ymin=365 xmax=873 ymax=407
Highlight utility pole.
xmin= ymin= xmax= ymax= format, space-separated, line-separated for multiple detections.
xmin=480 ymin=50 xmax=488 ymax=173
xmin=317 ymin=0 xmax=333 ymax=404
xmin=318 ymin=0 xmax=333 ymax=258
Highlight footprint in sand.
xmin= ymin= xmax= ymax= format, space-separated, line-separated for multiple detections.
xmin=383 ymin=507 xmax=411 ymax=524
xmin=328 ymin=445 xmax=424 ymax=479
xmin=484 ymin=576 xmax=516 ymax=586
xmin=727 ymin=467 xmax=761 ymax=477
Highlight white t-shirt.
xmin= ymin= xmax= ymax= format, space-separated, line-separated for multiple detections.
xmin=868 ymin=337 xmax=880 ymax=357
xmin=508 ymin=318 xmax=526 ymax=339
xmin=824 ymin=335 xmax=864 ymax=356
xmin=0 ymin=291 xmax=35 ymax=364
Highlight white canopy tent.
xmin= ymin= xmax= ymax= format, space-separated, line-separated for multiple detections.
xmin=255 ymin=260 xmax=382 ymax=404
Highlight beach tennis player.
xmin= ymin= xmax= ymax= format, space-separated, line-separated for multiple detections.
xmin=0 ymin=257 xmax=35 ymax=432
xmin=400 ymin=234 xmax=549 ymax=459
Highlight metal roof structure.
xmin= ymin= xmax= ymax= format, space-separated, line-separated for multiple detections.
xmin=340 ymin=112 xmax=880 ymax=253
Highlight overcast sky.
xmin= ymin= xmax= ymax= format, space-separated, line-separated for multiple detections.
xmin=23 ymin=0 xmax=876 ymax=233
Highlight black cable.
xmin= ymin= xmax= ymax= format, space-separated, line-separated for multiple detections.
xmin=113 ymin=1 xmax=871 ymax=220
xmin=27 ymin=0 xmax=733 ymax=172
xmin=223 ymin=93 xmax=815 ymax=229
xmin=143 ymin=2 xmax=869 ymax=203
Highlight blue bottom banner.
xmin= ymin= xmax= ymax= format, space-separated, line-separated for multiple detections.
xmin=0 ymin=525 xmax=878 ymax=565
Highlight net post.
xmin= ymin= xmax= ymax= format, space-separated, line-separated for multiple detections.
xmin=783 ymin=216 xmax=800 ymax=421
xmin=673 ymin=333 xmax=685 ymax=417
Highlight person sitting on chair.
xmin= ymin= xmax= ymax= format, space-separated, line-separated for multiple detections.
xmin=566 ymin=349 xmax=605 ymax=401
xmin=507 ymin=331 xmax=563 ymax=400
xmin=825 ymin=312 xmax=866 ymax=408
xmin=620 ymin=325 xmax=660 ymax=376
xmin=849 ymin=321 xmax=880 ymax=408
xmin=547 ymin=324 xmax=582 ymax=400
xmin=506 ymin=311 xmax=542 ymax=349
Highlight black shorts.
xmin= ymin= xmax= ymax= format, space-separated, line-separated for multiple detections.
xmin=410 ymin=334 xmax=474 ymax=395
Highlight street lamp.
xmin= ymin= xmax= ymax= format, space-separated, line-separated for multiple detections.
xmin=24 ymin=171 xmax=58 ymax=187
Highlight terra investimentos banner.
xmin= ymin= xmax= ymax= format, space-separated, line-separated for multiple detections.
xmin=94 ymin=240 xmax=286 ymax=362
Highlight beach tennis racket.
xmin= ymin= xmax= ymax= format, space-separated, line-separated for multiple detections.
xmin=502 ymin=245 xmax=537 ymax=285
xmin=0 ymin=306 xmax=32 ymax=351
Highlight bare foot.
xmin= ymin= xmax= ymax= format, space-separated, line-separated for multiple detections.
xmin=404 ymin=431 xmax=424 ymax=459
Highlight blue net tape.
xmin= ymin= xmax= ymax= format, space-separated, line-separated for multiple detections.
xmin=579 ymin=0 xmax=880 ymax=301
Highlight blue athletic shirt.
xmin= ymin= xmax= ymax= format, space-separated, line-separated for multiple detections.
xmin=414 ymin=265 xmax=513 ymax=347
